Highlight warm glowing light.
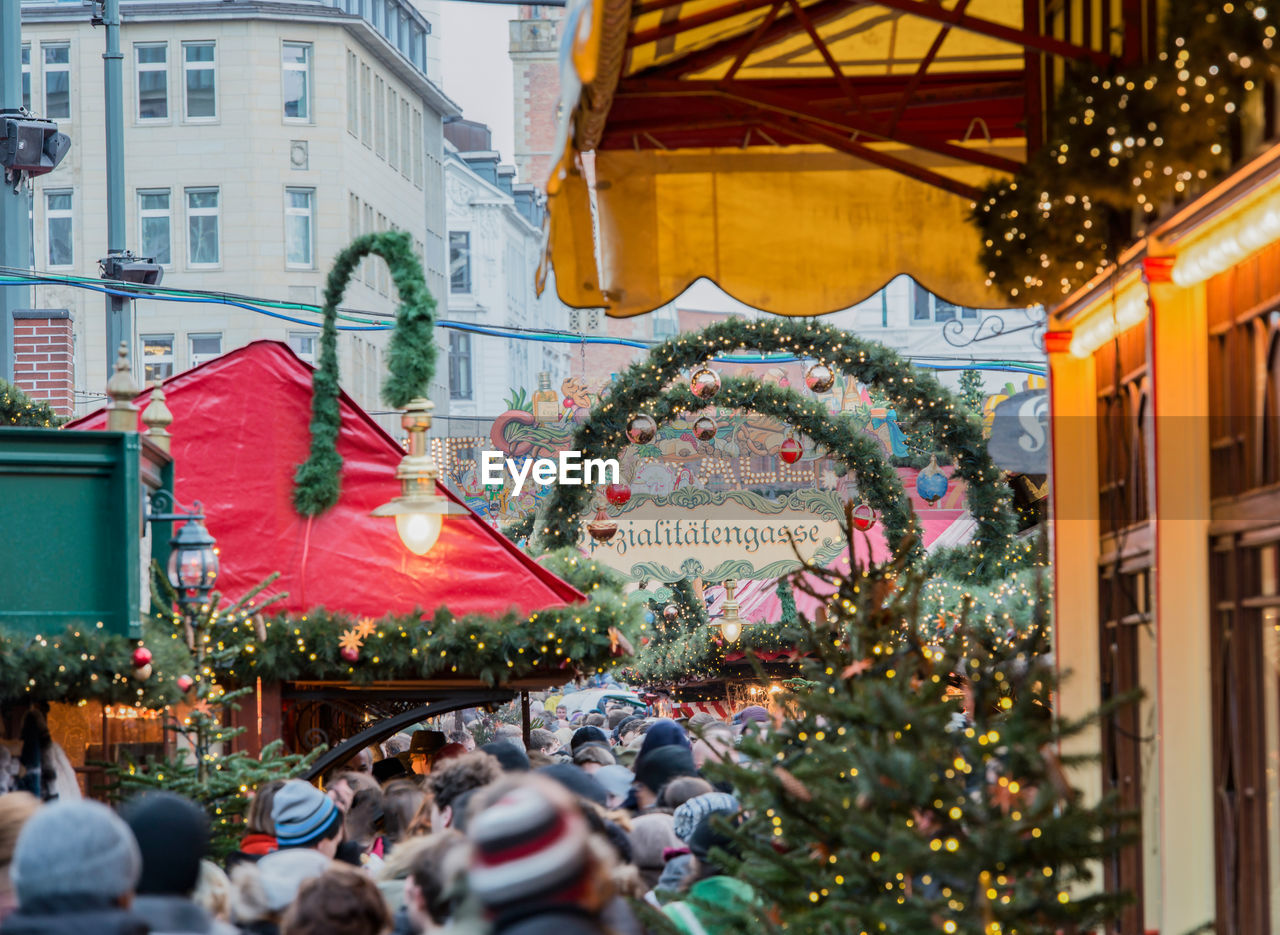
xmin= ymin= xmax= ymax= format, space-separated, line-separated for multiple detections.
xmin=1069 ymin=279 xmax=1149 ymax=359
xmin=395 ymin=512 xmax=443 ymax=556
xmin=1173 ymin=190 xmax=1280 ymax=286
xmin=721 ymin=619 xmax=742 ymax=642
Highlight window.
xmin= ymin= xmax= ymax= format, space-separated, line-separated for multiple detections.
xmin=188 ymin=333 xmax=222 ymax=366
xmin=374 ymin=76 xmax=385 ymax=158
xmin=448 ymin=331 xmax=472 ymax=400
xmin=388 ymin=89 xmax=398 ymax=169
xmin=934 ymin=301 xmax=958 ymax=323
xmin=183 ymin=41 xmax=216 ymax=120
xmin=412 ymin=109 xmax=423 ymax=186
xmin=285 ymin=188 xmax=315 ymax=268
xmin=45 ymin=190 xmax=72 ymax=267
xmin=400 ymin=99 xmax=411 ymax=177
xmin=186 ymin=187 xmax=220 ymax=266
xmin=288 ymin=331 xmax=318 ymax=363
xmin=346 ymin=51 xmax=358 ymax=136
xmin=21 ymin=44 xmax=30 ymax=111
xmin=135 ymin=43 xmax=168 ymax=120
xmin=43 ymin=43 xmax=70 ymax=119
xmin=282 ymin=42 xmax=311 ymax=120
xmin=141 ymin=334 xmax=175 ymax=382
xmin=348 ymin=192 xmax=360 ymax=277
xmin=360 ymin=64 xmax=372 ymax=145
xmin=961 ymin=306 xmax=978 ymax=319
xmin=138 ymin=189 xmax=171 ymax=265
xmin=449 ymin=231 xmax=470 ymax=293
xmin=912 ymin=283 xmax=931 ymax=321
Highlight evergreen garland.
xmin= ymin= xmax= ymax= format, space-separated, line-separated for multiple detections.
xmin=294 ymin=231 xmax=438 ymax=516
xmin=532 ymin=318 xmax=1017 ymax=581
xmin=974 ymin=0 xmax=1278 ymax=305
xmin=1 ymin=379 xmax=63 ymax=428
xmin=776 ymin=577 xmax=799 ymax=626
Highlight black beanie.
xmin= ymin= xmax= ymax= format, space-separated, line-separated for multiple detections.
xmin=633 ymin=744 xmax=697 ymax=797
xmin=570 ymin=725 xmax=610 ymax=754
xmin=537 ymin=762 xmax=608 ymax=806
xmin=480 ymin=740 xmax=530 ymax=772
xmin=123 ymin=791 xmax=209 ymax=896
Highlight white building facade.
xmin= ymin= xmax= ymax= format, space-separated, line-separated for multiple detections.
xmin=18 ymin=0 xmax=456 ymax=422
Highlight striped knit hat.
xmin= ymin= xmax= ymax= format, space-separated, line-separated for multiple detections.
xmin=467 ymin=779 xmax=590 ymax=911
xmin=271 ymin=780 xmax=341 ymax=848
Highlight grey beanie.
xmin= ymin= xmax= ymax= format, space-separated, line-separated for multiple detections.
xmin=11 ymin=800 xmax=142 ymax=906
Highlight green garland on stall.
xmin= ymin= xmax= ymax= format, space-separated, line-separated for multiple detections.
xmin=533 ymin=318 xmax=1017 ymax=579
xmin=211 ymin=549 xmax=644 ymax=687
xmin=294 ymin=231 xmax=438 ymax=516
xmin=776 ymin=577 xmax=798 ymax=627
xmin=536 ymin=375 xmax=920 ymax=560
xmin=1 ymin=379 xmax=63 ymax=428
xmin=973 ymin=0 xmax=1278 ymax=305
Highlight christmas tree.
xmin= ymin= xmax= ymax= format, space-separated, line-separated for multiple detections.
xmin=706 ymin=509 xmax=1134 ymax=934
xmin=109 ymin=571 xmax=323 ymax=858
xmin=959 ymin=369 xmax=987 ymax=415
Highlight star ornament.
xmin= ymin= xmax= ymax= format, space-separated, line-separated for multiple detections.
xmin=339 ymin=629 xmax=365 ymax=654
xmin=842 ymin=658 xmax=872 ymax=679
xmin=354 ymin=617 xmax=377 ymax=639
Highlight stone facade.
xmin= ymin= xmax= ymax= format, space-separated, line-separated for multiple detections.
xmin=19 ymin=0 xmax=457 ymax=427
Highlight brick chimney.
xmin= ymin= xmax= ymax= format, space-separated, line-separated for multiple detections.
xmin=509 ymin=5 xmax=563 ymax=185
xmin=11 ymin=309 xmax=75 ymax=417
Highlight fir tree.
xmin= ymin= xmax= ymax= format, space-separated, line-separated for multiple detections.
xmin=109 ymin=571 xmax=322 ymax=858
xmin=706 ymin=509 xmax=1134 ymax=934
xmin=959 ymin=369 xmax=987 ymax=415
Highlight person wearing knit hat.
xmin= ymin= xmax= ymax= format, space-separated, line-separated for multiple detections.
xmin=271 ymin=780 xmax=343 ymax=855
xmin=627 ymin=814 xmax=683 ymax=892
xmin=632 ymin=745 xmax=698 ymax=811
xmin=591 ymin=765 xmax=634 ymax=808
xmin=569 ymin=725 xmax=609 ymax=756
xmin=122 ymin=791 xmax=239 ymax=935
xmin=4 ymin=799 xmax=148 ymax=935
xmin=479 ymin=740 xmax=530 ymax=773
xmin=536 ymin=763 xmax=608 ymax=807
xmin=467 ymin=776 xmax=612 ymax=935
xmin=731 ymin=705 xmax=770 ymax=731
xmin=671 ymin=792 xmax=739 ymax=844
xmin=636 ymin=719 xmax=691 ymax=759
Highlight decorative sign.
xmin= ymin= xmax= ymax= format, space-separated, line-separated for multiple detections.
xmin=987 ymin=389 xmax=1049 ymax=474
xmin=579 ymin=488 xmax=849 ymax=583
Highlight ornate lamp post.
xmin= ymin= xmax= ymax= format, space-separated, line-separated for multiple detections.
xmin=719 ymin=580 xmax=743 ymax=642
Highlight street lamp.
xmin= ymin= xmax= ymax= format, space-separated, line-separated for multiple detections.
xmin=719 ymin=579 xmax=743 ymax=642
xmin=372 ymin=397 xmax=463 ymax=555
xmin=146 ymin=494 xmax=219 ymax=612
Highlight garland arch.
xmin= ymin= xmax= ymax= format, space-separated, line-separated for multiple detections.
xmin=294 ymin=231 xmax=438 ymax=516
xmin=533 ymin=317 xmax=1020 ymax=580
xmin=536 ymin=376 xmax=921 ymax=558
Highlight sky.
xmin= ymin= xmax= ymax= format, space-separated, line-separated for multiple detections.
xmin=435 ymin=2 xmax=517 ymax=166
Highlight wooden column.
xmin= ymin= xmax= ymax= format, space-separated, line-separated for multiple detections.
xmin=1146 ymin=257 xmax=1216 ymax=933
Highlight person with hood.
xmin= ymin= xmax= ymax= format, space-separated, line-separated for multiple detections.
xmin=660 ymin=812 xmax=758 ymax=935
xmin=230 ymin=780 xmax=343 ymax=935
xmin=123 ymin=791 xmax=239 ymax=935
xmin=631 ymin=745 xmax=698 ymax=812
xmin=466 ymin=776 xmax=615 ymax=935
xmin=0 ymin=799 xmax=147 ymax=935
xmin=656 ymin=792 xmax=740 ymax=898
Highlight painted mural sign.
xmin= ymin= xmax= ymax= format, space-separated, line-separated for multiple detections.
xmin=579 ymin=488 xmax=848 ymax=583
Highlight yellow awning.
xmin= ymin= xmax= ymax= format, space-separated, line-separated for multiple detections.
xmin=543 ymin=0 xmax=1120 ymax=316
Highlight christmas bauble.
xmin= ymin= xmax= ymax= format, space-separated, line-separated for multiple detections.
xmin=692 ymin=416 xmax=717 ymax=441
xmin=133 ymin=663 xmax=152 ymax=681
xmin=605 ymin=482 xmax=631 ymax=506
xmin=132 ymin=646 xmax=153 ymax=668
xmin=176 ymin=674 xmax=194 ymax=692
xmin=587 ymin=509 xmax=619 ymax=542
xmin=915 ymin=454 xmax=949 ymax=505
xmin=663 ymin=603 xmax=679 ymax=621
xmin=779 ymin=437 xmax=802 ymax=464
xmin=625 ymin=413 xmax=657 ymax=445
xmin=852 ymin=502 xmax=877 ymax=531
xmin=340 ymin=646 xmax=360 ymax=663
xmin=805 ymin=363 xmax=835 ymax=393
xmin=690 ymin=367 xmax=721 ymax=400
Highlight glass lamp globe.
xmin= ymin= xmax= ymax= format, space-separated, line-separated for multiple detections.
xmin=395 ymin=511 xmax=443 ymax=556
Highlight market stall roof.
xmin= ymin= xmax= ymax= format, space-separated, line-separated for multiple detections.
xmin=67 ymin=341 xmax=584 ymax=618
xmin=545 ymin=0 xmax=1133 ymax=317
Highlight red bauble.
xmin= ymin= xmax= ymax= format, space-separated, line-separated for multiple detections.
xmin=176 ymin=674 xmax=194 ymax=692
xmin=132 ymin=646 xmax=153 ymax=668
xmin=562 ymin=398 xmax=574 ymax=408
xmin=852 ymin=502 xmax=877 ymax=531
xmin=605 ymin=483 xmax=631 ymax=506
xmin=340 ymin=646 xmax=360 ymax=663
xmin=779 ymin=438 xmax=802 ymax=464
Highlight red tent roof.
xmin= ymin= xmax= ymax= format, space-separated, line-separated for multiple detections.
xmin=68 ymin=341 xmax=584 ymax=618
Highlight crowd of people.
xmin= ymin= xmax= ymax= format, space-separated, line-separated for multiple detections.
xmin=0 ymin=701 xmax=776 ymax=935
